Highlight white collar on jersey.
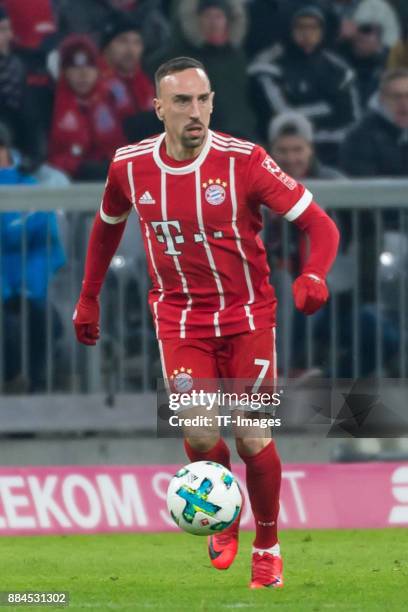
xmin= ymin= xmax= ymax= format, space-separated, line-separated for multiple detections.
xmin=152 ymin=130 xmax=213 ymax=175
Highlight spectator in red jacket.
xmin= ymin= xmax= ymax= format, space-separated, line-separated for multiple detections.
xmin=48 ymin=35 xmax=126 ymax=181
xmin=100 ymin=12 xmax=158 ymax=141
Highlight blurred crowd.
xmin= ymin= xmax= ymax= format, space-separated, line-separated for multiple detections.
xmin=1 ymin=0 xmax=408 ymax=392
xmin=0 ymin=0 xmax=408 ymax=185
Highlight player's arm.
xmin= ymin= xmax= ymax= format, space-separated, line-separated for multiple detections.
xmin=73 ymin=162 xmax=132 ymax=345
xmin=291 ymin=202 xmax=339 ymax=315
xmin=247 ymin=146 xmax=340 ymax=315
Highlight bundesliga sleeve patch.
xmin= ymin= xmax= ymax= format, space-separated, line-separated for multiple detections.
xmin=261 ymin=155 xmax=297 ymax=191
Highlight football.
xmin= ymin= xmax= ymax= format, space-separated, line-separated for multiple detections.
xmin=166 ymin=461 xmax=242 ymax=535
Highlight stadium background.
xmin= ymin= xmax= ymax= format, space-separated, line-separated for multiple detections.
xmin=0 ymin=1 xmax=408 ymax=609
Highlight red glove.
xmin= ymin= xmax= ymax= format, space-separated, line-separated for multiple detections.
xmin=72 ymin=212 xmax=126 ymax=346
xmin=73 ymin=295 xmax=100 ymax=345
xmin=292 ymin=273 xmax=329 ymax=315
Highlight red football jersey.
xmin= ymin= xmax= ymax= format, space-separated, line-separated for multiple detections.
xmin=100 ymin=130 xmax=313 ymax=339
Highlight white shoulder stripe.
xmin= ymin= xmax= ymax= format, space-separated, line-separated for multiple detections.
xmin=115 ymin=142 xmax=156 ymax=156
xmin=212 ymin=140 xmax=254 ymax=154
xmin=100 ymin=203 xmax=131 ymax=224
xmin=116 ymin=144 xmax=139 ymax=154
xmin=114 ymin=147 xmax=155 ymax=162
xmin=116 ymin=135 xmax=161 ymax=154
xmin=214 ymin=134 xmax=255 ymax=149
xmin=115 ymin=138 xmax=161 ymax=156
xmin=211 ymin=142 xmax=252 ymax=155
xmin=115 ymin=144 xmax=150 ymax=156
xmin=284 ymin=188 xmax=313 ymax=222
xmin=213 ymin=133 xmax=255 ymax=149
xmin=139 ymin=135 xmax=163 ymax=145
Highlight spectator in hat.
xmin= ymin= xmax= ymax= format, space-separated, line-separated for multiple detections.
xmin=248 ymin=4 xmax=361 ymax=164
xmin=268 ymin=111 xmax=345 ymax=179
xmin=101 ymin=12 xmax=155 ymax=137
xmin=275 ymin=0 xmax=340 ymax=50
xmin=333 ymin=0 xmax=400 ymax=49
xmin=147 ymin=0 xmax=256 ymax=139
xmin=340 ymin=21 xmax=388 ymax=108
xmin=340 ymin=68 xmax=408 ymax=176
xmin=48 ymin=35 xmax=126 ymax=181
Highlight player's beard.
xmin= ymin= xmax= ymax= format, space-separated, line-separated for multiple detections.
xmin=181 ymin=124 xmax=206 ymax=149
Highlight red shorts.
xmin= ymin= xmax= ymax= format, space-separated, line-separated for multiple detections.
xmin=159 ymin=328 xmax=277 ymax=394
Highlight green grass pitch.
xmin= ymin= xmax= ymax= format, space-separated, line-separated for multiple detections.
xmin=2 ymin=529 xmax=407 ymax=611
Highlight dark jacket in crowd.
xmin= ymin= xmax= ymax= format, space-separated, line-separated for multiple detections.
xmin=0 ymin=51 xmax=26 ymax=127
xmin=0 ymin=49 xmax=48 ymax=168
xmin=340 ymin=102 xmax=408 ymax=176
xmin=341 ymin=44 xmax=389 ymax=108
xmin=249 ymin=41 xmax=361 ymax=163
xmin=307 ymin=158 xmax=345 ymax=179
xmin=244 ymin=0 xmax=282 ymax=58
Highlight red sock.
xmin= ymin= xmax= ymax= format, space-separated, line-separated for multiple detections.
xmin=238 ymin=440 xmax=281 ymax=549
xmin=184 ymin=438 xmax=231 ymax=470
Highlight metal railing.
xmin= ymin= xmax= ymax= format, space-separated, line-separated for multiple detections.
xmin=0 ymin=180 xmax=407 ymax=396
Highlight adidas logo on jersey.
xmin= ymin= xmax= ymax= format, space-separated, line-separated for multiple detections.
xmin=138 ymin=191 xmax=156 ymax=205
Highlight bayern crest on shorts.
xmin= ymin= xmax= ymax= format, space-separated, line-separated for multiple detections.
xmin=170 ymin=368 xmax=194 ymax=392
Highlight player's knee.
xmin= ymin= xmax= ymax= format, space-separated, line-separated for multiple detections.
xmin=235 ymin=436 xmax=271 ymax=457
xmin=185 ymin=435 xmax=221 ymax=453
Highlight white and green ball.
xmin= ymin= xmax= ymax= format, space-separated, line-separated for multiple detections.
xmin=166 ymin=461 xmax=242 ymax=536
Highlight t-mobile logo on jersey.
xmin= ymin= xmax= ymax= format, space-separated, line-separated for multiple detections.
xmin=151 ymin=220 xmax=185 ymax=256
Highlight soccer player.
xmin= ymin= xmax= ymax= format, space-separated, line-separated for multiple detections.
xmin=73 ymin=56 xmax=339 ymax=589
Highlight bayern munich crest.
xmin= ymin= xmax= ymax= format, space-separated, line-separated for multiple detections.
xmin=170 ymin=367 xmax=194 ymax=392
xmin=203 ymin=178 xmax=227 ymax=206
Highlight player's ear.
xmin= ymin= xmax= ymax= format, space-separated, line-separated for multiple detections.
xmin=154 ymin=98 xmax=164 ymax=121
